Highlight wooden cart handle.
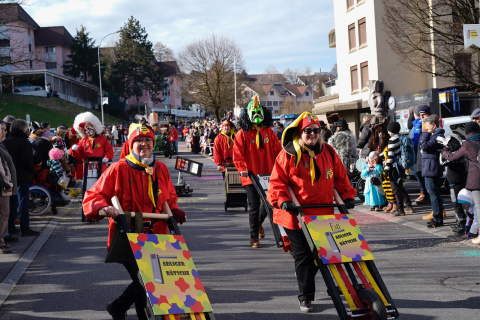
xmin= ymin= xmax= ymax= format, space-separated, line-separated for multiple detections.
xmin=97 ymin=195 xmax=170 ymax=220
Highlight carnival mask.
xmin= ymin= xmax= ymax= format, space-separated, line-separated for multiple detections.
xmin=247 ymin=96 xmax=264 ymax=125
xmin=84 ymin=124 xmax=95 ymax=137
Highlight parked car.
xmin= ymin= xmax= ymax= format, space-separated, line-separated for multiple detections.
xmin=14 ymin=83 xmax=44 ymax=93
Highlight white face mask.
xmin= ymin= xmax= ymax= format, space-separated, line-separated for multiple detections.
xmin=85 ymin=124 xmax=95 ymax=137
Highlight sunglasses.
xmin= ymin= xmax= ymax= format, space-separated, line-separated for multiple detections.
xmin=303 ymin=128 xmax=321 ymax=135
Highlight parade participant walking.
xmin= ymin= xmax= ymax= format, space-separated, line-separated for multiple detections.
xmin=233 ymin=96 xmax=281 ymax=248
xmin=267 ymin=112 xmax=356 ymax=312
xmin=328 ymin=119 xmax=357 ymax=170
xmin=69 ymin=112 xmax=114 ymax=174
xmin=83 ymin=123 xmax=186 ymax=320
xmin=213 ymin=120 xmax=236 ymax=178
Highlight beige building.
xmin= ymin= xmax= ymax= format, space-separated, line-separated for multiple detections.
xmin=313 ymin=0 xmax=473 ymax=137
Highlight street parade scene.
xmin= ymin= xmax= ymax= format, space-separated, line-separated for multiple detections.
xmin=2 ymin=1 xmax=480 ymax=320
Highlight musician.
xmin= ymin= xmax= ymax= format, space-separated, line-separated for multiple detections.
xmin=83 ymin=123 xmax=186 ymax=320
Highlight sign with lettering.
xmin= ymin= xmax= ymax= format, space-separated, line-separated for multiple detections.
xmin=464 ymin=24 xmax=480 ymax=49
xmin=127 ymin=233 xmax=213 ymax=316
xmin=303 ymin=214 xmax=373 ymax=264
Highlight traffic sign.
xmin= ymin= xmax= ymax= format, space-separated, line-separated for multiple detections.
xmin=464 ymin=24 xmax=480 ymax=49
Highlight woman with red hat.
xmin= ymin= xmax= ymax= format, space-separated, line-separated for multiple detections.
xmin=83 ymin=123 xmax=186 ymax=320
xmin=267 ymin=112 xmax=356 ymax=313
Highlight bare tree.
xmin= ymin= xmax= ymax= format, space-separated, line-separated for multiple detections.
xmin=281 ymin=99 xmax=313 ymax=115
xmin=178 ymin=33 xmax=244 ymax=120
xmin=331 ymin=63 xmax=337 ymax=74
xmin=382 ymin=0 xmax=480 ymax=92
xmin=283 ymin=67 xmax=303 ymax=84
xmin=153 ymin=41 xmax=174 ymax=61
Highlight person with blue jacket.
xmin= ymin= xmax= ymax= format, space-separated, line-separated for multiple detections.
xmin=408 ymin=105 xmax=432 ymax=205
xmin=419 ymin=114 xmax=445 ymax=228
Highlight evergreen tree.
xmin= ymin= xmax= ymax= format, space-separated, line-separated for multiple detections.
xmin=63 ymin=25 xmax=98 ymax=83
xmin=110 ymin=16 xmax=166 ymax=113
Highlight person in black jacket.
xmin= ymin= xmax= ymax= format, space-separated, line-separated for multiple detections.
xmin=3 ymin=120 xmax=39 ymax=236
xmin=440 ymin=134 xmax=467 ymax=234
xmin=419 ymin=114 xmax=446 ymax=228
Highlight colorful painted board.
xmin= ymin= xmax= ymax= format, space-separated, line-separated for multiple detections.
xmin=303 ymin=214 xmax=373 ymax=264
xmin=127 ymin=233 xmax=213 ymax=316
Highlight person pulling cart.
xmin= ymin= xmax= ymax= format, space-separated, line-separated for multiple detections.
xmin=267 ymin=112 xmax=356 ymax=312
xmin=82 ymin=123 xmax=186 ymax=320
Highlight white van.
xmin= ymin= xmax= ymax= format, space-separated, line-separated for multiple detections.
xmin=441 ymin=116 xmax=471 ymax=140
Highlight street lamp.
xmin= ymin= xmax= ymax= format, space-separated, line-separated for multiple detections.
xmin=98 ymin=30 xmax=120 ymax=125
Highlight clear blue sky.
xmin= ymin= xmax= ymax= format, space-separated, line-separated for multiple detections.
xmin=25 ymin=0 xmax=337 ymax=75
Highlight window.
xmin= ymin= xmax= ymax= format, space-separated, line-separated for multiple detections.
xmin=360 ymin=62 xmax=369 ymax=89
xmin=267 ymin=107 xmax=273 ymax=112
xmin=0 ymin=39 xmax=10 ymax=47
xmin=348 ymin=23 xmax=356 ymax=50
xmin=305 ymin=91 xmax=309 ymax=96
xmin=279 ymin=101 xmax=284 ymax=107
xmin=454 ymin=53 xmax=472 ymax=81
xmin=358 ymin=18 xmax=367 ymax=46
xmin=273 ymin=101 xmax=278 ymax=106
xmin=270 ymin=90 xmax=274 ymax=96
xmin=46 ymin=62 xmax=57 ymax=69
xmin=347 ymin=0 xmax=354 ymax=9
xmin=29 ymin=44 xmax=31 ymax=52
xmin=267 ymin=101 xmax=272 ymax=106
xmin=29 ymin=60 xmax=32 ymax=68
xmin=45 ymin=46 xmax=55 ymax=53
xmin=0 ymin=56 xmax=11 ymax=65
xmin=350 ymin=65 xmax=359 ymax=92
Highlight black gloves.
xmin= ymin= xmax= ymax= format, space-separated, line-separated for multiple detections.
xmin=171 ymin=208 xmax=186 ymax=225
xmin=343 ymin=198 xmax=355 ymax=209
xmin=280 ymin=201 xmax=298 ymax=215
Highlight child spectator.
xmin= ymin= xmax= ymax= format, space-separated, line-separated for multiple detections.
xmin=385 ymin=121 xmax=414 ymax=216
xmin=380 ymin=146 xmax=397 ymax=213
xmin=361 ymin=151 xmax=386 ymax=211
xmin=458 ymin=189 xmax=479 ymax=241
xmin=47 ymin=148 xmax=71 ymax=202
xmin=48 ymin=148 xmax=65 ymax=180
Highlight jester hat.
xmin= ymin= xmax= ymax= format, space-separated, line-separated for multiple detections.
xmin=127 ymin=123 xmax=156 ymax=150
xmin=282 ymin=112 xmax=322 ymax=184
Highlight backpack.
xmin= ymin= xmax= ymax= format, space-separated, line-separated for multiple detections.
xmin=398 ymin=135 xmax=415 ymax=170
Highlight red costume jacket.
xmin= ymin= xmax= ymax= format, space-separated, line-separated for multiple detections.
xmin=83 ymin=159 xmax=179 ymax=250
xmin=267 ymin=143 xmax=356 ymax=230
xmin=213 ymin=133 xmax=234 ymax=171
xmin=69 ymin=135 xmax=114 ymax=172
xmin=233 ymin=127 xmax=281 ymax=185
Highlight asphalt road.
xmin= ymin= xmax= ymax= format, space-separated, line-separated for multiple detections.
xmin=1 ymin=141 xmax=480 ymax=320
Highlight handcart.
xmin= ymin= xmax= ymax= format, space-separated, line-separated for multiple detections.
xmin=81 ymin=157 xmax=103 ymax=222
xmin=100 ymin=197 xmax=215 ymax=320
xmin=224 ymin=163 xmax=248 ymax=212
xmin=287 ymin=186 xmax=399 ymax=320
xmin=248 ymin=172 xmax=291 ymax=252
xmin=173 ymin=157 xmax=203 ymax=197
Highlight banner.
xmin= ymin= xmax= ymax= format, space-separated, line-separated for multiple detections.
xmin=128 ymin=233 xmax=213 ymax=316
xmin=303 ymin=214 xmax=374 ymax=264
